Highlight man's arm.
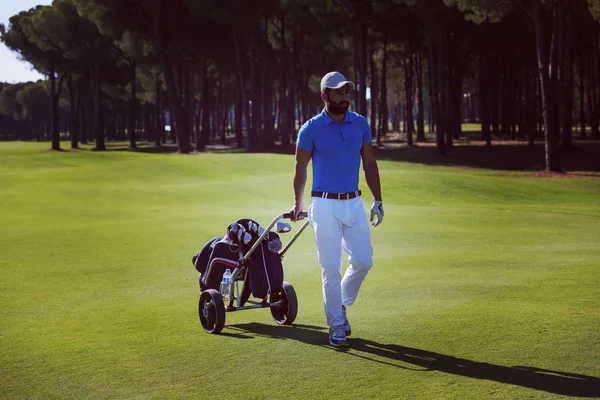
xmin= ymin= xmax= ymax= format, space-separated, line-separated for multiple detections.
xmin=291 ymin=146 xmax=312 ymax=221
xmin=361 ymin=142 xmax=382 ymax=202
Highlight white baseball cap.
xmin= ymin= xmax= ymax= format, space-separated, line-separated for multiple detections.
xmin=320 ymin=71 xmax=355 ymax=93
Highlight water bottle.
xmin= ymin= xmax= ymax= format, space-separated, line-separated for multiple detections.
xmin=220 ymin=268 xmax=233 ymax=301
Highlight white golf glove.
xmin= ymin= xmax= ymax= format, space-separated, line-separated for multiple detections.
xmin=370 ymin=201 xmax=384 ymax=227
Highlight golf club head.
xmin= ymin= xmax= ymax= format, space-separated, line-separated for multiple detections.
xmin=248 ymin=221 xmax=258 ymax=233
xmin=237 ymin=225 xmax=246 ymax=242
xmin=268 ymin=238 xmax=283 ymax=253
xmin=275 ymin=221 xmax=292 ymax=233
xmin=227 ymin=222 xmax=239 ymax=241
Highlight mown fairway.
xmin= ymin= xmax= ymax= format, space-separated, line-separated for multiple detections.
xmin=1 ymin=141 xmax=599 ymax=400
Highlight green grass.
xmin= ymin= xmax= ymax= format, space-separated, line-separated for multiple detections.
xmin=1 ymin=141 xmax=599 ymax=400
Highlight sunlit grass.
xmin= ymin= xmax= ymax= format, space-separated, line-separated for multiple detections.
xmin=1 ymin=141 xmax=599 ymax=399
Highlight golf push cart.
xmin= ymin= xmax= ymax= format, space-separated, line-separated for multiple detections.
xmin=192 ymin=212 xmax=309 ymax=334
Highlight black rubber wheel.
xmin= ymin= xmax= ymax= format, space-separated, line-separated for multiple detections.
xmin=199 ymin=289 xmax=226 ymax=334
xmin=270 ymin=281 xmax=298 ymax=325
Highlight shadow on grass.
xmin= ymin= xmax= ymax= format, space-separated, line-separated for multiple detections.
xmin=228 ymin=322 xmax=600 ymax=397
xmin=103 ymin=143 xmax=187 ymax=154
xmin=372 ymin=140 xmax=600 ymax=173
xmin=99 ymin=142 xmax=247 ymax=154
xmin=80 ymin=138 xmax=600 ymax=173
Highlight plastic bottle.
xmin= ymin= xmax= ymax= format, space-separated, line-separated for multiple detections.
xmin=220 ymin=268 xmax=233 ymax=301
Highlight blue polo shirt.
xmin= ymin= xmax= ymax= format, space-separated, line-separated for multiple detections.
xmin=297 ymin=109 xmax=372 ymax=193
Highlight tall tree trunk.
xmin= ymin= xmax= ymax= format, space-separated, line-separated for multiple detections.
xmin=235 ymin=79 xmax=243 ymax=148
xmin=106 ymin=110 xmax=117 ymax=141
xmin=234 ymin=29 xmax=252 ymax=151
xmin=214 ymin=74 xmax=222 ymax=143
xmin=442 ymin=33 xmax=452 ymax=148
xmin=67 ymin=73 xmax=79 ymax=149
xmin=404 ymin=40 xmax=414 ymax=146
xmin=143 ymin=104 xmax=153 ymax=144
xmin=352 ymin=22 xmax=360 ymax=114
xmin=595 ymin=34 xmax=600 ymax=140
xmin=48 ymin=65 xmax=60 ymax=151
xmin=229 ymin=83 xmax=236 ymax=141
xmin=479 ymin=53 xmax=492 ymax=147
xmin=155 ymin=74 xmax=163 ymax=147
xmin=451 ymin=42 xmax=463 ymax=141
xmin=261 ymin=15 xmax=275 ymax=148
xmin=512 ymin=71 xmax=519 ymax=138
xmin=578 ymin=45 xmax=586 ymax=140
xmin=391 ymin=105 xmax=399 ymax=132
xmin=378 ymin=31 xmax=388 ymax=145
xmin=195 ymin=103 xmax=201 ymax=148
xmin=369 ymin=43 xmax=377 ymax=140
xmin=85 ymin=94 xmax=93 ymax=144
xmin=158 ymin=31 xmax=190 ymax=153
xmin=129 ymin=60 xmax=137 ymax=150
xmin=121 ymin=110 xmax=128 ymax=140
xmin=259 ymin=16 xmax=267 ymax=148
xmin=251 ymin=51 xmax=261 ymax=150
xmin=533 ymin=0 xmax=561 ymax=171
xmin=78 ymin=79 xmax=87 ymax=145
xmin=586 ymin=48 xmax=595 ymax=140
xmin=355 ymin=19 xmax=369 ymax=117
xmin=589 ymin=33 xmax=599 ymax=140
xmin=199 ymin=60 xmax=210 ymax=151
xmin=427 ymin=43 xmax=436 ymax=135
xmin=490 ymin=69 xmax=499 ymax=140
xmin=188 ymin=60 xmax=196 ymax=148
xmin=429 ymin=40 xmax=442 ymax=153
xmin=281 ymin=24 xmax=302 ymax=149
xmin=221 ymin=77 xmax=229 ymax=145
xmin=432 ymin=31 xmax=446 ymax=154
xmin=415 ymin=49 xmax=426 ymax=142
xmin=526 ymin=69 xmax=537 ymax=148
xmin=500 ymin=67 xmax=509 ymax=137
xmin=92 ymin=57 xmax=105 ymax=151
xmin=180 ymin=57 xmax=192 ymax=149
xmin=263 ymin=63 xmax=275 ymax=148
xmin=561 ymin=4 xmax=574 ymax=152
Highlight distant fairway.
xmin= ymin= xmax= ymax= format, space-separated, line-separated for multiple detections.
xmin=1 ymin=141 xmax=599 ymax=399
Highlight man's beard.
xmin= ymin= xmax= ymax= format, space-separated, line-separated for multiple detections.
xmin=327 ymin=100 xmax=349 ymax=115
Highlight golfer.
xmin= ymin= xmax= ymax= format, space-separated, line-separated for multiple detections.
xmin=290 ymin=71 xmax=384 ymax=347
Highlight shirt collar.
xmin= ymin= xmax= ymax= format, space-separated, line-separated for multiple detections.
xmin=321 ymin=108 xmax=353 ymax=125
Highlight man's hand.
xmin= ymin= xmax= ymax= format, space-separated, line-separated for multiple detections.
xmin=370 ymin=201 xmax=384 ymax=227
xmin=290 ymin=202 xmax=305 ymax=222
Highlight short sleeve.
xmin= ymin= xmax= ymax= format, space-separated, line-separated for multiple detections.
xmin=362 ymin=119 xmax=372 ymax=144
xmin=297 ymin=122 xmax=315 ymax=152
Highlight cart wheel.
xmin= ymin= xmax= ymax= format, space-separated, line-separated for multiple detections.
xmin=270 ymin=281 xmax=297 ymax=325
xmin=199 ymin=289 xmax=226 ymax=334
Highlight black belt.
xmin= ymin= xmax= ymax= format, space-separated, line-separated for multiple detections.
xmin=311 ymin=190 xmax=361 ymax=200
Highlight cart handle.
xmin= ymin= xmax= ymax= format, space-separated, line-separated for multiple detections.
xmin=281 ymin=212 xmax=308 ymax=220
xmin=241 ymin=212 xmax=309 ymax=262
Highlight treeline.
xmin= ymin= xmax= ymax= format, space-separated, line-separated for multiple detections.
xmin=0 ymin=0 xmax=599 ymax=171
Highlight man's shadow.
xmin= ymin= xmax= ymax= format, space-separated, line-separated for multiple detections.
xmin=228 ymin=323 xmax=600 ymax=398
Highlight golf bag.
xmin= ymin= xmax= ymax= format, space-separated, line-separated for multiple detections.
xmin=192 ymin=218 xmax=284 ymax=300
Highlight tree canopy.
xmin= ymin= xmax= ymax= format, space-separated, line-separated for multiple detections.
xmin=1 ymin=0 xmax=598 ymax=171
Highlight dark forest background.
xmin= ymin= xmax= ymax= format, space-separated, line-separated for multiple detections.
xmin=1 ymin=0 xmax=599 ymax=172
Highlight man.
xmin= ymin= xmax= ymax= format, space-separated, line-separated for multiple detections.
xmin=290 ymin=71 xmax=384 ymax=347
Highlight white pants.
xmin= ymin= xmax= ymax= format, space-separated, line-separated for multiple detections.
xmin=308 ymin=196 xmax=373 ymax=327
